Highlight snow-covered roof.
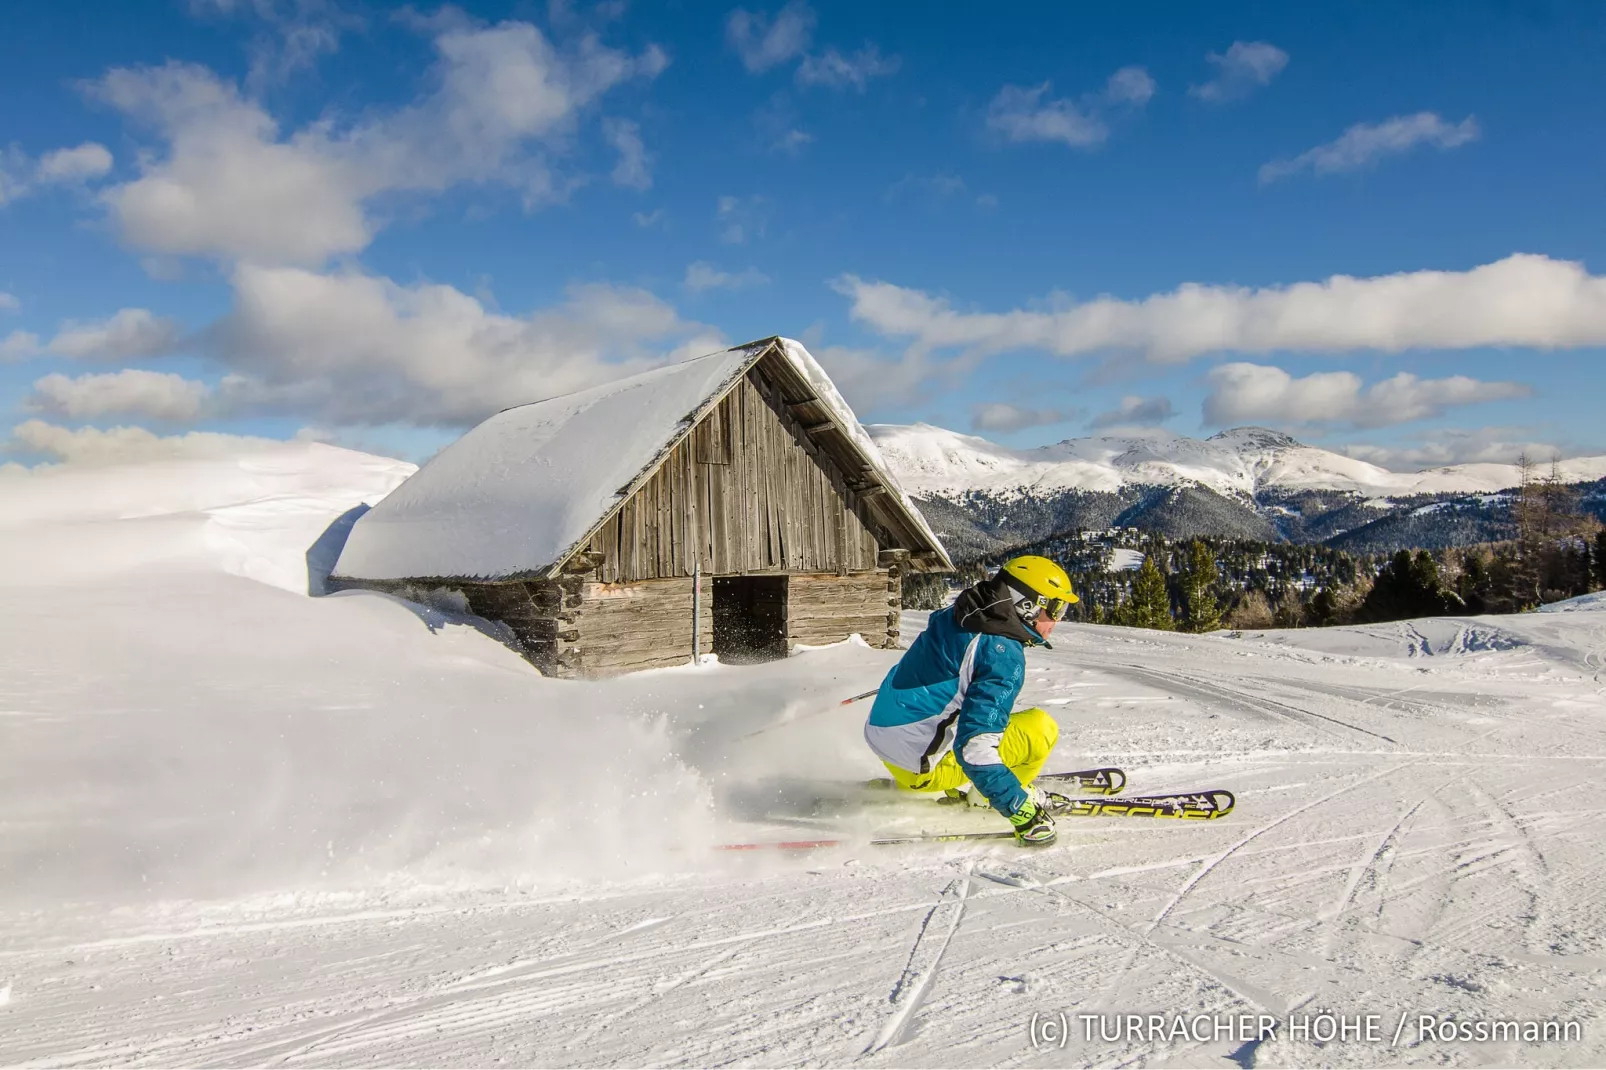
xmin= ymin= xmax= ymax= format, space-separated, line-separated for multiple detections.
xmin=332 ymin=338 xmax=950 ymax=582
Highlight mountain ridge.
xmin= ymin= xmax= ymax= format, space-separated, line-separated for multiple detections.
xmin=868 ymin=422 xmax=1606 ymax=501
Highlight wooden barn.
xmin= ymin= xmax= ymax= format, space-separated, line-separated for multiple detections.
xmin=329 ymin=337 xmax=953 ymax=678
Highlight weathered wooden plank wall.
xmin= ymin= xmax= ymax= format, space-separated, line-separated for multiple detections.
xmin=571 ymin=578 xmax=714 ymax=676
xmin=434 ymin=576 xmax=716 ymax=677
xmin=788 ymin=571 xmax=899 ymax=649
xmin=588 ymin=370 xmax=880 ymax=583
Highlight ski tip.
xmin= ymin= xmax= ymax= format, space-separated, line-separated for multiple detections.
xmin=1209 ymin=789 xmax=1236 ymax=817
xmin=1040 ymin=767 xmax=1127 ymax=795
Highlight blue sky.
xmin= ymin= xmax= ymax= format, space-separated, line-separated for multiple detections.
xmin=3 ymin=0 xmax=1605 ymax=468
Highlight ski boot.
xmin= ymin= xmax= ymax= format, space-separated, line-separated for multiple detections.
xmin=1009 ymin=800 xmax=1057 ymax=846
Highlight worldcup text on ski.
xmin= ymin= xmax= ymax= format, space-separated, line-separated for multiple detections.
xmin=1028 ymin=1012 xmax=1585 ymax=1049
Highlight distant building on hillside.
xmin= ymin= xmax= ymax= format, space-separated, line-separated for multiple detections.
xmin=329 ymin=337 xmax=952 ymax=678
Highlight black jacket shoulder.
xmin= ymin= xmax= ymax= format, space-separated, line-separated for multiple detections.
xmin=950 ymin=575 xmax=1048 ymax=648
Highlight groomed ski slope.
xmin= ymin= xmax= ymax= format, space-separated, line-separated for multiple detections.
xmin=2 ymin=444 xmax=1605 ymax=1068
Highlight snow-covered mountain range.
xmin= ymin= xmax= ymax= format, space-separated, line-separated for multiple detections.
xmin=868 ymin=423 xmax=1606 ymax=501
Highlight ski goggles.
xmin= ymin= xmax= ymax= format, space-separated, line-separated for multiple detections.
xmin=1024 ymin=593 xmax=1073 ymax=621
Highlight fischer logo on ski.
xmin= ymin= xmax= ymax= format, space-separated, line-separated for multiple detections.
xmin=1054 ymin=790 xmax=1235 ymax=820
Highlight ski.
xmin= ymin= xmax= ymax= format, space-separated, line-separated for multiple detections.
xmin=1050 ymin=789 xmax=1235 ymax=820
xmin=716 ymin=789 xmax=1235 ymax=850
xmin=864 ymin=766 xmax=1127 ymax=796
xmin=1038 ymin=766 xmax=1127 ymax=796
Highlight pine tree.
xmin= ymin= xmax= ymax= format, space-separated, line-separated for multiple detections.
xmin=1358 ymin=549 xmax=1463 ymax=622
xmin=1596 ymin=531 xmax=1606 ymax=591
xmin=1457 ymin=549 xmax=1489 ymax=613
xmin=1309 ymin=587 xmax=1339 ymax=626
xmin=1117 ymin=555 xmax=1175 ymax=630
xmin=1180 ymin=540 xmax=1222 ymax=632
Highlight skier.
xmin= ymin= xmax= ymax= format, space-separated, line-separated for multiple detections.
xmin=864 ymin=555 xmax=1078 ymax=846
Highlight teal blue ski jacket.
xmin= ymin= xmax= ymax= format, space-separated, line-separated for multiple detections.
xmin=863 ymin=576 xmax=1046 ymax=816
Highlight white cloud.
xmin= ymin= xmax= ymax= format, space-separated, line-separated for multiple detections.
xmin=836 ymin=253 xmax=1606 ymax=364
xmin=884 ymin=172 xmax=994 ymax=209
xmin=91 ymin=63 xmax=369 ymax=264
xmin=1189 ymin=41 xmax=1288 ymax=103
xmin=92 ymin=18 xmax=666 ymax=264
xmin=971 ymin=403 xmax=1072 ymax=433
xmin=1204 ymin=362 xmax=1529 ymax=429
xmin=1104 ymin=66 xmax=1157 ymax=106
xmin=1090 ymin=395 xmax=1175 ymax=429
xmin=1338 ymin=428 xmax=1587 ymax=469
xmin=36 ymin=142 xmax=114 ymax=183
xmin=727 ymin=2 xmax=897 ymax=117
xmin=206 ymin=264 xmax=722 ymax=425
xmin=0 ymin=141 xmax=116 ymax=205
xmin=603 ymin=118 xmax=651 ymax=190
xmin=772 ymin=127 xmax=814 ymax=155
xmin=632 ymin=208 xmax=664 ymax=228
xmin=986 ymin=66 xmax=1154 ymax=148
xmin=1 ymin=331 xmax=40 ymax=359
xmin=683 ymin=262 xmax=769 ymax=292
xmin=0 ymin=310 xmax=181 ymax=362
xmin=811 ymin=343 xmax=986 ymax=413
xmin=47 ymin=309 xmax=184 ymax=361
xmin=188 ymin=0 xmax=359 ymax=90
xmin=9 ymin=419 xmax=286 ymax=465
xmin=726 ymin=2 xmax=816 ymax=73
xmin=795 ymin=44 xmax=898 ymax=91
xmin=26 ymin=369 xmax=213 ymax=420
xmin=0 ymin=292 xmax=18 ymax=312
xmin=752 ymin=92 xmax=813 ymax=156
xmin=886 ymin=172 xmax=966 ymax=202
xmin=1260 ymin=112 xmax=1479 ymax=183
xmin=716 ymin=194 xmax=768 ymax=244
xmin=0 ymin=147 xmax=27 ymax=205
xmin=987 ymin=83 xmax=1104 ymax=148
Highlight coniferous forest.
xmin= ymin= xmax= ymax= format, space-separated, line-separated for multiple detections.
xmin=903 ymin=461 xmax=1606 ymax=631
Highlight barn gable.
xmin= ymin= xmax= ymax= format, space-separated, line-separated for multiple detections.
xmin=331 ymin=337 xmax=952 ymax=676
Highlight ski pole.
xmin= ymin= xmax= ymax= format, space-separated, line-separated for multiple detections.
xmin=733 ymin=687 xmax=880 ymax=744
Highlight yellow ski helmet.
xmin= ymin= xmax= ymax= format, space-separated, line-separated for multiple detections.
xmin=998 ymin=555 xmax=1078 ymax=621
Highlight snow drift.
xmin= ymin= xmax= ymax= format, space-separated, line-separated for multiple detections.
xmin=1 ymin=443 xmax=842 ymax=905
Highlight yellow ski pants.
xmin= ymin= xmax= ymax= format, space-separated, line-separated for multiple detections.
xmin=882 ymin=707 xmax=1059 ymax=798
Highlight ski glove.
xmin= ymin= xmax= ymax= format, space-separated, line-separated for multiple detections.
xmin=1008 ymin=799 xmax=1057 ymax=847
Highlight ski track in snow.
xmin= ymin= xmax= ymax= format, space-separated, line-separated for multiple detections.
xmin=864 ymin=867 xmax=972 ymax=1055
xmin=6 ymin=450 xmax=1606 ymax=1067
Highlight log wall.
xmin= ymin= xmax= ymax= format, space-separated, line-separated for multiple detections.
xmin=449 ymin=575 xmax=715 ymax=678
xmin=787 ymin=570 xmax=900 ymax=650
xmin=341 ymin=566 xmax=900 ymax=678
xmin=587 ymin=370 xmax=881 ymax=582
xmin=573 ymin=577 xmax=714 ymax=676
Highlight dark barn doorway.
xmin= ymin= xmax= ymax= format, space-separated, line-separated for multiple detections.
xmin=712 ymin=575 xmax=789 ymax=663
